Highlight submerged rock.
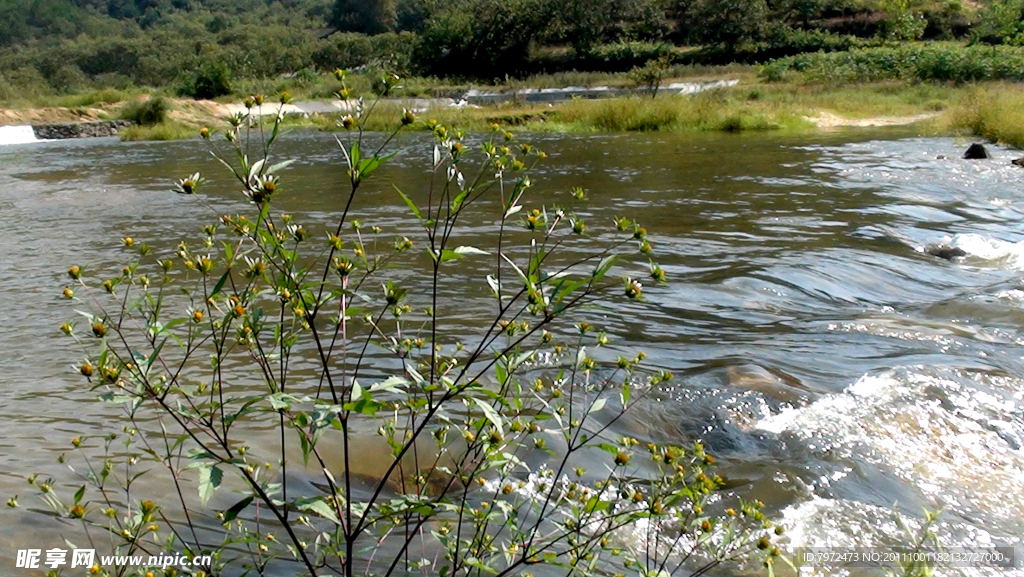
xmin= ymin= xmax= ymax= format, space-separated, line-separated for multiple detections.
xmin=925 ymin=245 xmax=967 ymax=261
xmin=963 ymin=143 xmax=991 ymax=159
xmin=724 ymin=364 xmax=811 ymax=405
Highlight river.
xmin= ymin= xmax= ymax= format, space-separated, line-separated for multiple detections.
xmin=1 ymin=130 xmax=1022 ymax=576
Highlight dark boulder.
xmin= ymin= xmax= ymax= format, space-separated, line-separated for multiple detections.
xmin=925 ymin=245 xmax=967 ymax=261
xmin=1012 ymin=157 xmax=1024 ymax=167
xmin=963 ymin=143 xmax=991 ymax=159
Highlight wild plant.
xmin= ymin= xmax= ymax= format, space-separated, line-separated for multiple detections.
xmin=43 ymin=80 xmax=781 ymax=577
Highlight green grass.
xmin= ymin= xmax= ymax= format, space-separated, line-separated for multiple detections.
xmin=544 ymin=93 xmax=812 ymax=132
xmin=744 ymin=82 xmax=958 ymax=117
xmin=119 ymin=120 xmax=197 ymax=141
xmin=0 ymin=86 xmax=149 ymax=109
xmin=936 ymin=83 xmax=1024 ymax=148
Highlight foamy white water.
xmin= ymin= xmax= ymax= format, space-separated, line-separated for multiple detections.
xmin=0 ymin=125 xmax=40 ymax=145
xmin=928 ymin=233 xmax=1024 ymax=270
xmin=758 ymin=367 xmax=1024 ymax=576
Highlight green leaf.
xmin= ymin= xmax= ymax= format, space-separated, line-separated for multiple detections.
xmin=501 ymin=255 xmax=531 ymax=289
xmin=209 ymin=270 xmax=230 ymax=299
xmin=267 ymin=393 xmax=301 ymax=411
xmin=73 ymin=485 xmax=85 ymax=505
xmin=471 ymin=398 xmax=503 ymax=434
xmin=395 ymin=186 xmax=422 ymax=221
xmin=451 ymin=188 xmax=470 ymax=212
xmin=440 ymin=246 xmax=489 ymax=263
xmin=222 ymin=496 xmax=253 ymax=522
xmin=575 ymin=347 xmax=587 ymax=370
xmin=621 ymin=383 xmax=630 ymax=406
xmin=247 ymin=158 xmax=265 ymax=180
xmin=593 ymin=255 xmax=618 ymax=280
xmin=145 ymin=339 xmax=165 ymax=372
xmin=370 ymin=376 xmax=408 ymax=394
xmin=350 ymin=142 xmax=361 ymax=167
xmin=266 ymin=159 xmax=296 ymax=174
xmin=296 ymin=497 xmax=341 ymax=525
xmin=197 ymin=465 xmax=222 ymax=507
xmin=588 ymin=398 xmax=606 ymax=415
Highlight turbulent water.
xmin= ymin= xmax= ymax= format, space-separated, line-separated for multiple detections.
xmin=1 ymin=131 xmax=1023 ymax=576
xmin=0 ymin=126 xmax=40 ymax=146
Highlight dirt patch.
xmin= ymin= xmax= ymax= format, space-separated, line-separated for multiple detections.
xmin=0 ymin=106 xmax=109 ymax=126
xmin=806 ymin=111 xmax=940 ymax=129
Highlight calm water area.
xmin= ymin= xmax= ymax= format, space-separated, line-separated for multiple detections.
xmin=1 ymin=129 xmax=1023 ymax=576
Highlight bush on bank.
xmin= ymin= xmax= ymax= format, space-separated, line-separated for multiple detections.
xmin=760 ymin=43 xmax=1024 ymax=83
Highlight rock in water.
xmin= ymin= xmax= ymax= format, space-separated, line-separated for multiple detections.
xmin=963 ymin=143 xmax=991 ymax=159
xmin=1012 ymin=157 xmax=1024 ymax=167
xmin=925 ymin=245 xmax=967 ymax=261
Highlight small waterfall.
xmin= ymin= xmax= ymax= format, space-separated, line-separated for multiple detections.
xmin=0 ymin=125 xmax=41 ymax=145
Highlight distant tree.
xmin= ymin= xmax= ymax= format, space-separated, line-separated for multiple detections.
xmin=551 ymin=0 xmax=669 ymax=58
xmin=396 ymin=0 xmax=431 ymax=31
xmin=332 ymin=0 xmax=397 ymax=34
xmin=687 ymin=0 xmax=768 ymax=51
xmin=416 ymin=0 xmax=550 ymax=77
xmin=774 ymin=0 xmax=832 ymax=27
xmin=877 ymin=0 xmax=925 ymax=42
xmin=972 ymin=0 xmax=1024 ymax=44
xmin=627 ymin=55 xmax=671 ymax=98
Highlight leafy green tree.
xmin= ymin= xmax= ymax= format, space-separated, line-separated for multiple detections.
xmin=549 ymin=0 xmax=670 ymax=58
xmin=972 ymin=0 xmax=1024 ymax=45
xmin=773 ymin=0 xmax=833 ymax=27
xmin=628 ymin=55 xmax=671 ymax=97
xmin=687 ymin=0 xmax=768 ymax=51
xmin=332 ymin=0 xmax=398 ymax=34
xmin=416 ymin=0 xmax=551 ymax=77
xmin=877 ymin=0 xmax=926 ymax=42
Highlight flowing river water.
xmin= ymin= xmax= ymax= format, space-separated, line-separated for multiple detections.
xmin=1 ymin=130 xmax=1023 ymax=576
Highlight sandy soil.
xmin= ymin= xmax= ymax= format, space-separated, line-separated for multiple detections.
xmin=806 ymin=111 xmax=941 ymax=129
xmin=0 ymin=106 xmax=109 ymax=125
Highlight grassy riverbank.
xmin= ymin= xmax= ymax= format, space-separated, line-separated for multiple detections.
xmin=4 ymin=77 xmax=1024 ymax=149
xmin=281 ymin=81 xmax=1024 ymax=148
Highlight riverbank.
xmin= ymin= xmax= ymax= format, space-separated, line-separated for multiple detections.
xmin=3 ymin=80 xmax=1024 ymax=148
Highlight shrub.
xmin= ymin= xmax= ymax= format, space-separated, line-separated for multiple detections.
xmin=177 ymin=59 xmax=233 ymax=100
xmin=118 ymin=120 xmax=195 ymax=141
xmin=760 ymin=43 xmax=1024 ymax=84
xmin=44 ymin=87 xmax=782 ymax=577
xmin=119 ymin=96 xmax=170 ymax=126
xmin=628 ymin=56 xmax=672 ymax=98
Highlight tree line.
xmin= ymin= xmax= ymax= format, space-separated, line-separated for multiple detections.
xmin=1 ymin=0 xmax=1019 ymax=99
